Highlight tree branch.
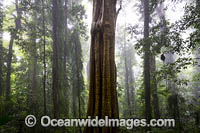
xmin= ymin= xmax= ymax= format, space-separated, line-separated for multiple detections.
xmin=116 ymin=0 xmax=122 ymax=17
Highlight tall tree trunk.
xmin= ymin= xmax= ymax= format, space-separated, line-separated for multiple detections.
xmin=30 ymin=15 xmax=38 ymax=115
xmin=6 ymin=37 xmax=14 ymax=101
xmin=0 ymin=0 xmax=3 ymax=97
xmin=63 ymin=0 xmax=69 ymax=118
xmin=6 ymin=0 xmax=21 ymax=101
xmin=123 ymin=21 xmax=131 ymax=116
xmin=143 ymin=0 xmax=152 ymax=129
xmin=41 ymin=0 xmax=47 ymax=118
xmin=72 ymin=83 xmax=77 ymax=117
xmin=84 ymin=0 xmax=119 ymax=132
xmin=150 ymin=0 xmax=167 ymax=119
xmin=52 ymin=0 xmax=65 ymax=118
xmin=26 ymin=3 xmax=38 ymax=133
xmin=71 ymin=31 xmax=84 ymax=133
xmin=31 ymin=45 xmax=37 ymax=133
xmin=123 ymin=39 xmax=131 ymax=116
xmin=28 ymin=0 xmax=40 ymax=116
xmin=124 ymin=54 xmax=131 ymax=116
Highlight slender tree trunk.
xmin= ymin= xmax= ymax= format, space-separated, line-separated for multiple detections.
xmin=26 ymin=3 xmax=38 ymax=133
xmin=84 ymin=0 xmax=119 ymax=132
xmin=128 ymin=62 xmax=135 ymax=115
xmin=52 ymin=0 xmax=60 ymax=118
xmin=124 ymin=55 xmax=131 ymax=116
xmin=0 ymin=0 xmax=3 ymax=97
xmin=72 ymin=82 xmax=77 ymax=117
xmin=6 ymin=37 xmax=14 ymax=101
xmin=150 ymin=0 xmax=167 ymax=119
xmin=31 ymin=47 xmax=37 ymax=133
xmin=123 ymin=41 xmax=131 ymax=116
xmin=123 ymin=22 xmax=131 ymax=116
xmin=71 ymin=31 xmax=84 ymax=133
xmin=143 ymin=0 xmax=152 ymax=130
xmin=41 ymin=0 xmax=47 ymax=116
xmin=29 ymin=0 xmax=40 ymax=116
xmin=78 ymin=89 xmax=81 ymax=118
xmin=30 ymin=17 xmax=37 ymax=115
xmin=6 ymin=0 xmax=21 ymax=101
xmin=78 ymin=94 xmax=82 ymax=133
xmin=63 ymin=0 xmax=69 ymax=118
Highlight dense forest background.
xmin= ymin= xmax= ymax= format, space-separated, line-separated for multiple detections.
xmin=0 ymin=0 xmax=199 ymax=132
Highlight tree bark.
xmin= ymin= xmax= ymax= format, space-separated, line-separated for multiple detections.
xmin=84 ymin=0 xmax=119 ymax=132
xmin=41 ymin=0 xmax=47 ymax=116
xmin=63 ymin=0 xmax=69 ymax=118
xmin=30 ymin=12 xmax=38 ymax=115
xmin=52 ymin=0 xmax=65 ymax=118
xmin=143 ymin=0 xmax=152 ymax=130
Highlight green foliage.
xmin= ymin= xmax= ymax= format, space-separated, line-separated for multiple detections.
xmin=181 ymin=3 xmax=200 ymax=49
xmin=0 ymin=0 xmax=200 ymax=132
xmin=69 ymin=4 xmax=88 ymax=40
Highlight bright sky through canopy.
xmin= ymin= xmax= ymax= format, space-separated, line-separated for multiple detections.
xmin=3 ymin=0 xmax=187 ymax=41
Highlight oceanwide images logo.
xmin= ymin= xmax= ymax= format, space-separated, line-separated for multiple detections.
xmin=25 ymin=115 xmax=175 ymax=129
